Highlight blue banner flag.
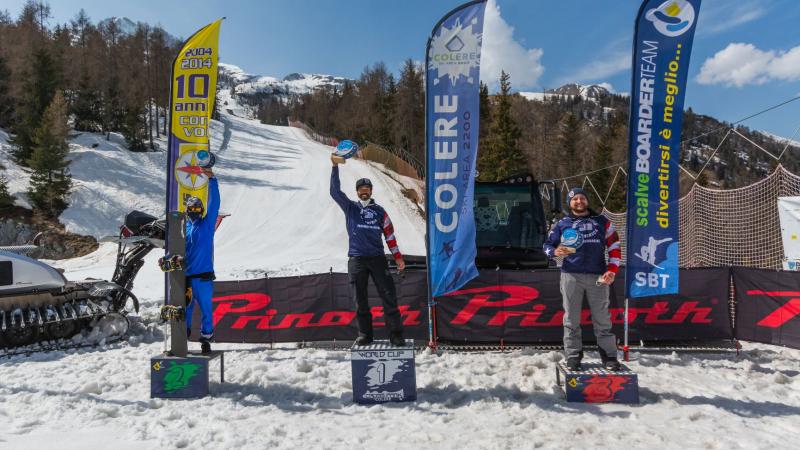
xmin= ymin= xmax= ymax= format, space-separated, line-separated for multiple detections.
xmin=425 ymin=0 xmax=487 ymax=298
xmin=625 ymin=0 xmax=701 ymax=297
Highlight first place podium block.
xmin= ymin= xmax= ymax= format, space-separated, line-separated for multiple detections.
xmin=556 ymin=361 xmax=639 ymax=404
xmin=151 ymin=351 xmax=225 ymax=399
xmin=351 ymin=340 xmax=416 ymax=404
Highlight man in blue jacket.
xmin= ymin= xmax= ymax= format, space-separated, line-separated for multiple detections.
xmin=543 ymin=187 xmax=621 ymax=371
xmin=184 ymin=168 xmax=220 ymax=354
xmin=330 ymin=156 xmax=406 ymax=346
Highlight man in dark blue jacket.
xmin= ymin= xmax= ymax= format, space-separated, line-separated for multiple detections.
xmin=543 ymin=187 xmax=621 ymax=371
xmin=184 ymin=169 xmax=220 ymax=354
xmin=330 ymin=157 xmax=406 ymax=346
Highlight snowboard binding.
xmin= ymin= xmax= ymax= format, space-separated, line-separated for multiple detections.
xmin=158 ymin=255 xmax=184 ymax=272
xmin=160 ymin=305 xmax=186 ymax=322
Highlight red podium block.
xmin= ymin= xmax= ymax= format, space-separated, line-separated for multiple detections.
xmin=556 ymin=361 xmax=639 ymax=404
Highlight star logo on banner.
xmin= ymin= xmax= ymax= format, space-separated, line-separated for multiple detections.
xmin=175 ymin=151 xmax=208 ymax=190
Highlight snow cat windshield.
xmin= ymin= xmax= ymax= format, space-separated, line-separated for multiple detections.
xmin=474 ymin=184 xmax=544 ymax=251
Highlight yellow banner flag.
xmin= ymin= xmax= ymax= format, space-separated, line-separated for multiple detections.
xmin=167 ymin=19 xmax=222 ymax=213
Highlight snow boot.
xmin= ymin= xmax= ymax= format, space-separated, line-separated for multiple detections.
xmin=566 ymin=351 xmax=583 ymax=371
xmin=389 ymin=332 xmax=405 ymax=347
xmin=603 ymin=358 xmax=621 ymax=372
xmin=566 ymin=356 xmax=582 ymax=371
xmin=200 ymin=338 xmax=211 ymax=354
xmin=355 ymin=335 xmax=373 ymax=346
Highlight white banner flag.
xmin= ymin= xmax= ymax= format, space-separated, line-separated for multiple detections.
xmin=778 ymin=196 xmax=800 ymax=270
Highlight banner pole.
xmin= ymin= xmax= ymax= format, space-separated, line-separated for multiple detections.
xmin=624 ymin=296 xmax=630 ymax=361
xmin=424 ymin=31 xmax=436 ymax=351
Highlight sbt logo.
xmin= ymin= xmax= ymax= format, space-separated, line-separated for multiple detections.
xmin=634 ymin=272 xmax=669 ymax=288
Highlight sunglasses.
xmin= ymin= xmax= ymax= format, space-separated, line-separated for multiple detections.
xmin=186 ymin=206 xmax=203 ymax=213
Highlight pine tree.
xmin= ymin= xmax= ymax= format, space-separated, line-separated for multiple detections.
xmin=480 ymin=70 xmax=524 ymax=181
xmin=592 ymin=121 xmax=616 ymax=209
xmin=378 ymin=74 xmax=396 ymax=146
xmin=72 ymin=70 xmax=102 ymax=131
xmin=557 ymin=112 xmax=582 ymax=178
xmin=393 ymin=59 xmax=424 ymax=162
xmin=0 ymin=173 xmax=14 ymax=210
xmin=10 ymin=48 xmax=61 ymax=165
xmin=0 ymin=54 xmax=13 ymax=128
xmin=121 ymin=105 xmax=148 ymax=151
xmin=477 ymin=81 xmax=491 ymax=179
xmin=27 ymin=91 xmax=71 ymax=217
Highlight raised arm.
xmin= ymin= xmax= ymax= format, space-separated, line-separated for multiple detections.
xmin=330 ymin=165 xmax=351 ymax=211
xmin=205 ymin=176 xmax=220 ymax=225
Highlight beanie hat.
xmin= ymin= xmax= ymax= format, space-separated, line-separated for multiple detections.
xmin=567 ymin=187 xmax=588 ymax=201
xmin=356 ymin=178 xmax=373 ymax=190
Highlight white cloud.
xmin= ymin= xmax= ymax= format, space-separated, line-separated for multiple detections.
xmin=697 ymin=43 xmax=800 ymax=87
xmin=480 ymin=0 xmax=544 ymax=90
xmin=596 ymin=82 xmax=616 ymax=93
xmin=699 ymin=0 xmax=768 ymax=35
xmin=565 ymin=52 xmax=630 ymax=85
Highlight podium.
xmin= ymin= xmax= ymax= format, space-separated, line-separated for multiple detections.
xmin=556 ymin=361 xmax=639 ymax=404
xmin=151 ymin=351 xmax=225 ymax=399
xmin=351 ymin=340 xmax=416 ymax=404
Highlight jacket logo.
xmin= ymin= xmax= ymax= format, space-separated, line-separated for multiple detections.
xmin=361 ymin=208 xmax=378 ymax=225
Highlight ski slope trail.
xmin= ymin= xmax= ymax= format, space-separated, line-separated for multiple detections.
xmin=38 ymin=111 xmax=425 ymax=291
xmin=211 ymin=113 xmax=425 ymax=278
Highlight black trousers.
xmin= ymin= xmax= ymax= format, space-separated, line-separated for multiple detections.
xmin=348 ymin=256 xmax=403 ymax=338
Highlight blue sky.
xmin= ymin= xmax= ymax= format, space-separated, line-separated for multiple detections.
xmin=2 ymin=0 xmax=800 ymax=139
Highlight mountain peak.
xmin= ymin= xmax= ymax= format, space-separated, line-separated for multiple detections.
xmin=547 ymin=83 xmax=612 ymax=99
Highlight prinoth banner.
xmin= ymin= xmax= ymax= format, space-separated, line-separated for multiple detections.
xmin=194 ymin=268 xmax=732 ymax=345
xmin=189 ymin=273 xmax=430 ymax=343
xmin=625 ymin=0 xmax=701 ymax=297
xmin=425 ymin=0 xmax=487 ymax=297
xmin=435 ymin=268 xmax=731 ymax=344
xmin=166 ymin=19 xmax=221 ymax=213
xmin=733 ymin=267 xmax=800 ymax=350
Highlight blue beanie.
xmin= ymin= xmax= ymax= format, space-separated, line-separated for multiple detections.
xmin=567 ymin=187 xmax=588 ymax=201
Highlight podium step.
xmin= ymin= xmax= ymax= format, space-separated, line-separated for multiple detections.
xmin=351 ymin=340 xmax=416 ymax=404
xmin=556 ymin=361 xmax=639 ymax=404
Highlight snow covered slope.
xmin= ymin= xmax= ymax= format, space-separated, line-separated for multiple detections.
xmin=210 ymin=112 xmax=425 ymax=277
xmin=2 ymin=108 xmax=424 ymax=282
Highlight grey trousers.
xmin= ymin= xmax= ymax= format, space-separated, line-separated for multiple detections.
xmin=560 ymin=272 xmax=618 ymax=359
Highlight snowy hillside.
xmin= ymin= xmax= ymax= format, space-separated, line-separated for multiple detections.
xmin=218 ymin=62 xmax=349 ymax=117
xmin=0 ymin=96 xmax=798 ymax=450
xmin=519 ymin=82 xmax=617 ymax=102
xmin=1 ymin=106 xmax=425 ymax=279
